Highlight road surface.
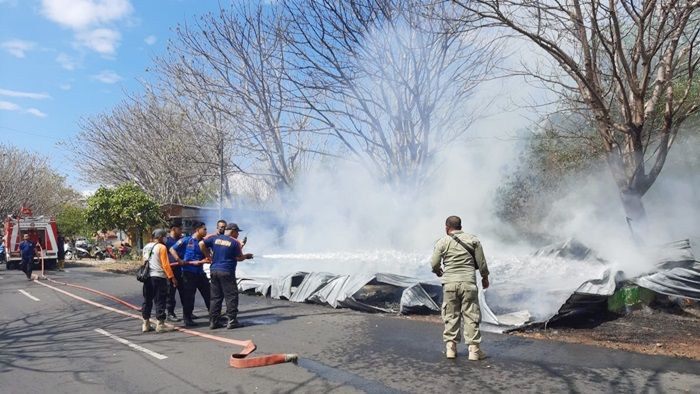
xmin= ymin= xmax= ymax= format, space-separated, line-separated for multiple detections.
xmin=1 ymin=266 xmax=698 ymax=393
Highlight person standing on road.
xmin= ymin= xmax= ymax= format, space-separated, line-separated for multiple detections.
xmin=165 ymin=224 xmax=184 ymax=322
xmin=171 ymin=222 xmax=210 ymax=327
xmin=141 ymin=229 xmax=178 ymax=333
xmin=0 ymin=238 xmax=6 ymax=264
xmin=19 ymin=234 xmax=39 ymax=280
xmin=200 ymin=223 xmax=253 ymax=329
xmin=56 ymin=232 xmax=65 ymax=271
xmin=431 ymin=215 xmax=490 ymax=361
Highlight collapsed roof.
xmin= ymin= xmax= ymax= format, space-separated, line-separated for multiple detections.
xmin=236 ymin=238 xmax=700 ymax=331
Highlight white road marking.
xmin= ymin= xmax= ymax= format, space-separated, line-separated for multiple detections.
xmin=94 ymin=328 xmax=168 ymax=360
xmin=19 ymin=289 xmax=40 ymax=301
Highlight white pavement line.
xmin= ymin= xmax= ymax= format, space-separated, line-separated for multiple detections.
xmin=19 ymin=289 xmax=40 ymax=301
xmin=94 ymin=328 xmax=168 ymax=360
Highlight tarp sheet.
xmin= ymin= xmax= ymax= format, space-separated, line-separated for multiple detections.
xmin=633 ymin=239 xmax=700 ymax=300
xmin=236 ymin=238 xmax=700 ymax=330
xmin=238 ymin=270 xmax=531 ymax=328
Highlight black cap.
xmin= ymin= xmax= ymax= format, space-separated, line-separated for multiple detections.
xmin=152 ymin=228 xmax=168 ymax=238
xmin=225 ymin=223 xmax=243 ymax=231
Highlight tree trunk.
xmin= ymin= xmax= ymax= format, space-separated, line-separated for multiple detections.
xmin=619 ymin=190 xmax=647 ymax=245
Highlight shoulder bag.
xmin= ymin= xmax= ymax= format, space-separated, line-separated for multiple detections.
xmin=136 ymin=245 xmax=155 ymax=283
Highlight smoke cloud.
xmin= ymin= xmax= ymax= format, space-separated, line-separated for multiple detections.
xmin=211 ymin=22 xmax=700 ymax=322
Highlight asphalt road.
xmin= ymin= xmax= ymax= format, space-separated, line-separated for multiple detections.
xmin=1 ymin=266 xmax=699 ymax=393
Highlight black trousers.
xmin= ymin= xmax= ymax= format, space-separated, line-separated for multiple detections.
xmin=166 ymin=267 xmax=184 ymax=315
xmin=210 ymin=271 xmax=239 ymax=321
xmin=21 ymin=257 xmax=33 ymax=278
xmin=142 ymin=277 xmax=168 ymax=321
xmin=181 ymin=271 xmax=210 ymax=319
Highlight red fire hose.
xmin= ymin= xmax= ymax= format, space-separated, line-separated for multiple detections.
xmin=34 ymin=276 xmax=298 ymax=368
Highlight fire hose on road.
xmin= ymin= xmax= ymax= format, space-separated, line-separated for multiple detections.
xmin=33 ymin=273 xmax=298 ymax=368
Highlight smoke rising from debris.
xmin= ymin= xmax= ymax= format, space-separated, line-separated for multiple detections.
xmin=208 ymin=14 xmax=699 ymax=321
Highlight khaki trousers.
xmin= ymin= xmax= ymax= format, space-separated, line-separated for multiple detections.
xmin=442 ymin=281 xmax=481 ymax=344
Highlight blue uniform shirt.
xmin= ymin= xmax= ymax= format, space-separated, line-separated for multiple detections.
xmin=165 ymin=235 xmax=183 ymax=273
xmin=203 ymin=234 xmax=242 ymax=274
xmin=165 ymin=235 xmax=181 ymax=263
xmin=19 ymin=240 xmax=36 ymax=259
xmin=173 ymin=236 xmax=205 ymax=274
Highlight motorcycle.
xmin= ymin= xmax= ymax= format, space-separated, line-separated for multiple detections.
xmin=118 ymin=243 xmax=132 ymax=258
xmin=66 ymin=244 xmax=106 ymax=260
xmin=92 ymin=245 xmax=106 ymax=260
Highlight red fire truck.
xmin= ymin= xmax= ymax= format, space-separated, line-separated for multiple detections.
xmin=3 ymin=206 xmax=59 ymax=270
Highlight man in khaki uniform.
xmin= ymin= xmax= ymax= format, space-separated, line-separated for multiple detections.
xmin=431 ymin=215 xmax=490 ymax=360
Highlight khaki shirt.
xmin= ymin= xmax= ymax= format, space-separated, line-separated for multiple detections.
xmin=431 ymin=230 xmax=489 ymax=284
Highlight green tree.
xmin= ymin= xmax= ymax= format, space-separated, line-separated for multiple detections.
xmin=85 ymin=183 xmax=162 ymax=248
xmin=55 ymin=204 xmax=91 ymax=238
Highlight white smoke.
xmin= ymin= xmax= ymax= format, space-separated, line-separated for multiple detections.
xmin=217 ymin=21 xmax=699 ymax=322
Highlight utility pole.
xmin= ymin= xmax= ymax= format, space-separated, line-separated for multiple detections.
xmin=218 ymin=130 xmax=224 ymax=219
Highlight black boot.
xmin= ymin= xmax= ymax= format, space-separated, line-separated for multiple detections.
xmin=226 ymin=318 xmax=243 ymax=329
xmin=167 ymin=312 xmax=181 ymax=322
xmin=209 ymin=316 xmax=224 ymax=330
xmin=183 ymin=317 xmax=197 ymax=327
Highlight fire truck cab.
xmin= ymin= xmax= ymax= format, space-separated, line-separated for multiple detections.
xmin=3 ymin=206 xmax=59 ymax=270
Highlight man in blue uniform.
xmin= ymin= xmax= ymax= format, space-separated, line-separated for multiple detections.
xmin=200 ymin=223 xmax=253 ymax=329
xmin=19 ymin=234 xmax=38 ymax=280
xmin=165 ymin=223 xmax=184 ymax=322
xmin=169 ymin=222 xmax=210 ymax=327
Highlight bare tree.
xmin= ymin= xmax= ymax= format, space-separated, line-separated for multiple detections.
xmin=71 ymin=93 xmax=218 ymax=204
xmin=285 ymin=0 xmax=499 ymax=187
xmin=0 ymin=144 xmax=79 ymax=217
xmin=455 ymin=0 xmax=700 ymax=231
xmin=159 ymin=2 xmax=324 ymax=194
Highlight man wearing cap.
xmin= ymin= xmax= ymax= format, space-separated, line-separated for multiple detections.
xmin=141 ymin=229 xmax=178 ymax=333
xmin=170 ymin=222 xmax=210 ymax=327
xmin=431 ymin=215 xmax=490 ymax=361
xmin=200 ymin=223 xmax=253 ymax=329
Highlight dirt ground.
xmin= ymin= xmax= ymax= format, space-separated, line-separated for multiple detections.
xmin=65 ymin=258 xmax=142 ymax=275
xmin=395 ymin=301 xmax=700 ymax=361
xmin=514 ymin=305 xmax=700 ymax=360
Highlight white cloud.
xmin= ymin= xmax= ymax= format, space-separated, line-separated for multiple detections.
xmin=92 ymin=69 xmax=122 ymax=84
xmin=76 ymin=28 xmax=121 ymax=55
xmin=1 ymin=39 xmax=36 ymax=58
xmin=144 ymin=35 xmax=157 ymax=45
xmin=40 ymin=0 xmax=133 ymax=30
xmin=59 ymin=83 xmax=72 ymax=90
xmin=40 ymin=0 xmax=132 ymax=55
xmin=0 ymin=100 xmax=20 ymax=111
xmin=0 ymin=88 xmax=51 ymax=100
xmin=0 ymin=101 xmax=46 ymax=117
xmin=56 ymin=52 xmax=80 ymax=70
xmin=26 ymin=108 xmax=48 ymax=118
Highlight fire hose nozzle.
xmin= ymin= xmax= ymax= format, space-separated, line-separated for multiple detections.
xmin=285 ymin=354 xmax=299 ymax=363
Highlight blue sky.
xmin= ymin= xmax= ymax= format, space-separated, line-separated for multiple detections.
xmin=0 ymin=0 xmax=223 ymax=191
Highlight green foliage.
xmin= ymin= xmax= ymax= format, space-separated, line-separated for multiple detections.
xmin=55 ymin=204 xmax=91 ymax=238
xmin=85 ymin=183 xmax=162 ymax=234
xmin=496 ymin=127 xmax=605 ymax=241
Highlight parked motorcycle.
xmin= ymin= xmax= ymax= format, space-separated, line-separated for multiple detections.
xmin=93 ymin=245 xmax=106 ymax=260
xmin=67 ymin=245 xmax=104 ymax=260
